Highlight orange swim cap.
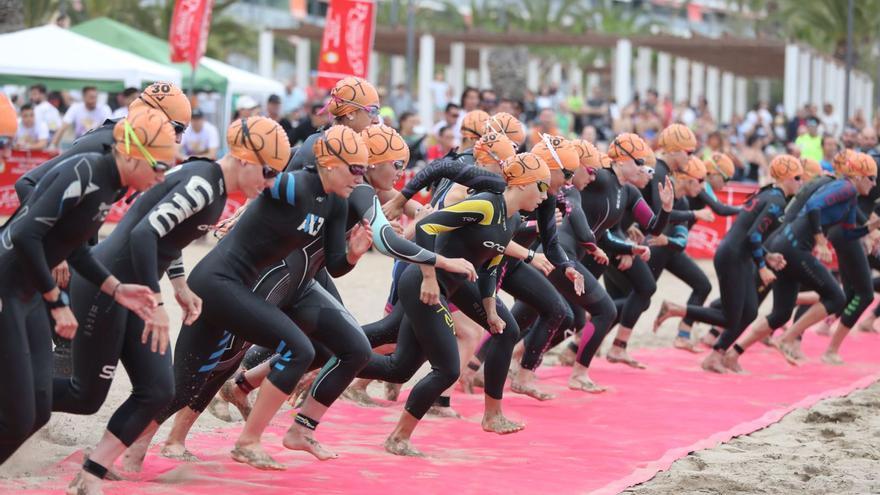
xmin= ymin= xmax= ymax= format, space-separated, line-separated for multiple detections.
xmin=599 ymin=152 xmax=613 ymax=168
xmin=801 ymin=158 xmax=822 ymax=180
xmin=113 ymin=107 xmax=176 ymax=164
xmin=607 ymin=133 xmax=652 ymax=164
xmin=485 ymin=112 xmax=525 ymax=145
xmin=502 ymin=152 xmax=551 ymax=186
xmin=0 ymin=93 xmax=17 ymax=137
xmin=768 ymin=154 xmax=804 ymax=181
xmin=571 ymin=139 xmax=602 ymax=169
xmin=833 ymin=149 xmax=858 ymax=176
xmin=657 ymin=124 xmax=697 ymax=153
xmin=706 ymin=152 xmax=735 ymax=179
xmin=130 ymin=82 xmax=192 ymax=128
xmin=531 ymin=134 xmax=579 ymax=173
xmin=473 ymin=132 xmax=517 ymax=167
xmin=460 ymin=110 xmax=490 ymax=140
xmin=227 ymin=116 xmax=292 ymax=172
xmin=644 ymin=147 xmax=657 ymax=167
xmin=313 ymin=125 xmax=369 ymax=169
xmin=361 ymin=124 xmax=410 ymax=166
xmin=846 ymin=152 xmax=878 ymax=178
xmin=326 ymin=77 xmax=380 ymax=117
xmin=675 ymin=155 xmax=707 ymax=181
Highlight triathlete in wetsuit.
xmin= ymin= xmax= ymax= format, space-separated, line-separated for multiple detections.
xmin=55 ymin=116 xmax=280 ymax=493
xmin=357 ymin=152 xmax=550 ymax=456
xmin=0 ymin=108 xmax=166 ymax=466
xmin=654 ymin=154 xmax=804 ymax=373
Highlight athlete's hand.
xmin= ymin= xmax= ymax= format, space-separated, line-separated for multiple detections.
xmin=413 ymin=204 xmax=434 ymax=221
xmin=627 ymin=226 xmax=645 ymax=244
xmin=51 ymin=306 xmax=78 ymax=339
xmin=382 ymin=192 xmax=407 ymax=221
xmin=659 ymin=176 xmax=675 ymax=212
xmin=814 ymin=241 xmax=833 ymax=264
xmin=765 ymin=252 xmax=787 ymax=271
xmin=555 ymin=209 xmax=564 ymax=226
xmin=52 ymin=261 xmax=70 ymax=289
xmin=633 ymin=245 xmax=651 ymax=261
xmin=694 ymin=208 xmax=715 ymax=223
xmin=389 ymin=220 xmax=405 ymax=236
xmin=114 ymin=284 xmax=158 ymax=322
xmin=420 ymin=273 xmax=441 ymax=305
xmin=588 ymin=246 xmax=609 ymax=265
xmin=214 ymin=204 xmax=247 ymax=239
xmin=436 ymin=256 xmax=477 ymax=282
xmin=565 ymin=267 xmax=585 ymax=295
xmin=487 ymin=312 xmax=506 ymax=334
xmin=530 ymin=252 xmax=554 ymax=276
xmin=647 ymin=234 xmax=668 ymax=247
xmin=617 ymin=254 xmax=634 ymax=271
xmin=174 ymin=284 xmax=203 ymax=326
xmin=347 ymin=221 xmax=374 ymax=264
xmin=142 ymin=304 xmax=171 ymax=355
xmin=759 ymin=266 xmax=777 ymax=286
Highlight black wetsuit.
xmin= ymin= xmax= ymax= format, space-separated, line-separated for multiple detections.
xmin=52 ymin=159 xmax=228 ymax=446
xmin=359 ymin=192 xmax=521 ymax=419
xmin=684 ymin=186 xmax=787 ymax=351
xmin=0 ymin=151 xmax=126 ymax=463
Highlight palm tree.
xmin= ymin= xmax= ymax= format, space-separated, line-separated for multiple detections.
xmin=0 ymin=0 xmax=24 ymax=33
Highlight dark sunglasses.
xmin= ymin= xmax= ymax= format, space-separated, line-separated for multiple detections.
xmin=537 ymin=181 xmax=550 ymax=193
xmin=793 ymin=175 xmax=802 ymax=181
xmin=562 ymin=168 xmax=575 ymax=180
xmin=262 ymin=165 xmax=280 ymax=179
xmin=391 ymin=160 xmax=406 ymax=171
xmin=614 ymin=139 xmax=645 ymax=166
xmin=138 ymin=96 xmax=186 ymax=136
xmin=585 ymin=167 xmax=597 ymax=176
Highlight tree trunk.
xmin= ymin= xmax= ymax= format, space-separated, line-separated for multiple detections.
xmin=0 ymin=0 xmax=24 ymax=34
xmin=487 ymin=46 xmax=529 ymax=100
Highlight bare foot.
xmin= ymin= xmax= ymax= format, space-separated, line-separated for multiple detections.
xmin=775 ymin=341 xmax=802 ymax=366
xmin=219 ymin=379 xmax=252 ymax=420
xmin=653 ymin=301 xmax=673 ymax=332
xmin=384 ymin=436 xmax=424 ymax=457
xmin=673 ymin=337 xmax=700 ymax=353
xmin=510 ymin=380 xmax=555 ymax=401
xmin=606 ymin=348 xmax=646 ymax=369
xmin=231 ymin=444 xmax=285 ymax=470
xmin=821 ymin=351 xmax=845 ymax=365
xmin=701 ymin=352 xmax=728 ymax=373
xmin=426 ymin=405 xmax=462 ymax=418
xmin=120 ymin=435 xmax=151 ymax=473
xmin=458 ymin=369 xmax=476 ymax=394
xmin=567 ymin=374 xmax=607 ymax=394
xmin=858 ymin=317 xmax=878 ymax=333
xmin=471 ymin=367 xmax=486 ymax=388
xmin=342 ymin=386 xmax=378 ymax=407
xmin=160 ymin=443 xmax=199 ymax=462
xmin=67 ymin=471 xmax=103 ymax=495
xmin=207 ymin=397 xmax=233 ymax=422
xmin=283 ymin=427 xmax=338 ymax=460
xmin=722 ymin=350 xmax=745 ymax=374
xmin=384 ymin=382 xmax=402 ymax=401
xmin=557 ymin=346 xmax=576 ymax=367
xmin=481 ymin=413 xmax=525 ymax=435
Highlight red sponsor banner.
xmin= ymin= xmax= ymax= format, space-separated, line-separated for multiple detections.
xmin=169 ymin=0 xmax=215 ymax=69
xmin=316 ymin=0 xmax=376 ymax=89
xmin=0 ymin=150 xmax=245 ymax=224
xmin=685 ymin=183 xmax=758 ymax=259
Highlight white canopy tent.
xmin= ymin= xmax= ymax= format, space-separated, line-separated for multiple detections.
xmin=200 ymin=57 xmax=286 ymax=126
xmin=0 ymin=25 xmax=181 ymax=88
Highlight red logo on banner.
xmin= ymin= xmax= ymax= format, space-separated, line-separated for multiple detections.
xmin=169 ymin=0 xmax=215 ymax=69
xmin=317 ymin=0 xmax=376 ymax=90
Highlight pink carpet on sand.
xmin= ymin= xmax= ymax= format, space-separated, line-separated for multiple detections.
xmin=7 ymin=331 xmax=880 ymax=495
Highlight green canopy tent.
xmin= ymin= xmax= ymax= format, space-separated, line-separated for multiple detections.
xmin=71 ymin=17 xmax=227 ymax=94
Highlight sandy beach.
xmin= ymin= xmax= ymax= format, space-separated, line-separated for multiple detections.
xmin=1 ymin=234 xmax=878 ymax=493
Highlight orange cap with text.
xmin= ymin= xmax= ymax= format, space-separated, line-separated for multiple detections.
xmin=361 ymin=124 xmax=410 ymax=166
xmin=460 ymin=110 xmax=490 ymax=140
xmin=326 ymin=77 xmax=380 ymax=117
xmin=607 ymin=133 xmax=652 ymax=164
xmin=502 ymin=152 xmax=551 ymax=186
xmin=485 ymin=112 xmax=525 ymax=145
xmin=531 ymin=134 xmax=579 ymax=172
xmin=0 ymin=93 xmax=17 ymax=137
xmin=227 ymin=116 xmax=292 ymax=171
xmin=313 ymin=125 xmax=369 ymax=169
xmin=768 ymin=154 xmax=804 ymax=181
xmin=657 ymin=123 xmax=697 ymax=153
xmin=474 ymin=132 xmax=517 ymax=167
xmin=130 ymin=82 xmax=192 ymax=126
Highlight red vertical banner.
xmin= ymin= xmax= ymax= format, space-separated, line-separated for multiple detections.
xmin=169 ymin=0 xmax=216 ymax=69
xmin=316 ymin=0 xmax=376 ymax=90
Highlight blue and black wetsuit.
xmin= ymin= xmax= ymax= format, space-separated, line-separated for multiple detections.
xmin=0 ymin=151 xmax=127 ymax=463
